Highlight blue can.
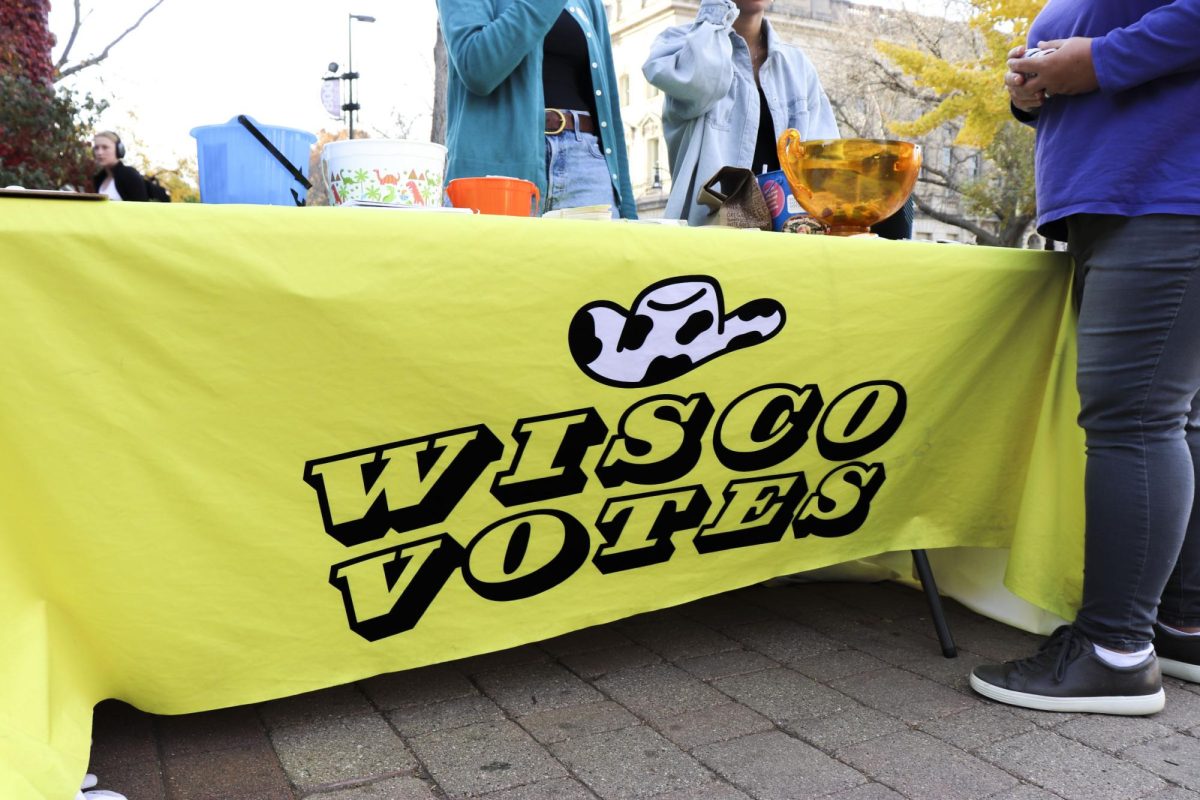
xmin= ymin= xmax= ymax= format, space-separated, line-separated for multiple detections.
xmin=756 ymin=170 xmax=806 ymax=232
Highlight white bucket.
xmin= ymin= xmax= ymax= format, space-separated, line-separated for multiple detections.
xmin=320 ymin=139 xmax=447 ymax=206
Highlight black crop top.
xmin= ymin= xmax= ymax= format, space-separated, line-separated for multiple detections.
xmin=752 ymin=85 xmax=780 ymax=174
xmin=542 ymin=10 xmax=599 ymax=119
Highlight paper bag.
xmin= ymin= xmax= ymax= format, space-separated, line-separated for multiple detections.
xmin=697 ymin=167 xmax=773 ymax=230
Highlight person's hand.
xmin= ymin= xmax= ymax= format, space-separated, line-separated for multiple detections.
xmin=698 ymin=0 xmax=739 ymax=27
xmin=1008 ymin=37 xmax=1098 ymax=99
xmin=1004 ymin=44 xmax=1044 ymax=113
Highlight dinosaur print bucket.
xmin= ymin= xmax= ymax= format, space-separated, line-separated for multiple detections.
xmin=320 ymin=139 xmax=447 ymax=207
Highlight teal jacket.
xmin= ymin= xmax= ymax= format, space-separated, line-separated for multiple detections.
xmin=436 ymin=0 xmax=637 ymax=218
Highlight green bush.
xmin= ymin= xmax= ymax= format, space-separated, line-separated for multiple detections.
xmin=0 ymin=73 xmax=107 ymax=190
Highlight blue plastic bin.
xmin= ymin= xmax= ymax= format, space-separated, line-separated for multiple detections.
xmin=190 ymin=116 xmax=316 ymax=205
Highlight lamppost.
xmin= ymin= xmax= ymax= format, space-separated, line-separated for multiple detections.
xmin=344 ymin=13 xmax=376 ymax=139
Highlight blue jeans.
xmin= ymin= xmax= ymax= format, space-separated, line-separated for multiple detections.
xmin=543 ymin=115 xmax=618 ymax=217
xmin=1069 ymin=214 xmax=1200 ymax=649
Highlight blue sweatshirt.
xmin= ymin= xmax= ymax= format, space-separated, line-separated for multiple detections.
xmin=1026 ymin=0 xmax=1200 ymax=238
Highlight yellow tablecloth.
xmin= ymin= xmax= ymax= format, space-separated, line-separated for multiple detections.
xmin=0 ymin=200 xmax=1082 ymax=799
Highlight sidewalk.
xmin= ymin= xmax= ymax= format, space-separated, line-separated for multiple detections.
xmin=87 ymin=581 xmax=1200 ymax=800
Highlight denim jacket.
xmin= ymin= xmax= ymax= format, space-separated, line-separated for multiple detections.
xmin=643 ymin=0 xmax=839 ymax=225
xmin=437 ymin=0 xmax=637 ymax=218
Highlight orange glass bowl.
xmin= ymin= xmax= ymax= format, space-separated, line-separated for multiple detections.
xmin=776 ymin=135 xmax=922 ymax=236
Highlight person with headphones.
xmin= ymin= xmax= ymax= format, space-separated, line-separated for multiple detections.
xmin=91 ymin=131 xmax=149 ymax=201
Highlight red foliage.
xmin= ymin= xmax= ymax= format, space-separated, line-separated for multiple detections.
xmin=0 ymin=0 xmax=55 ymax=85
xmin=0 ymin=0 xmax=97 ymax=190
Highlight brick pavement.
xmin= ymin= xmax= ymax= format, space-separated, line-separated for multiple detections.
xmin=86 ymin=581 xmax=1200 ymax=800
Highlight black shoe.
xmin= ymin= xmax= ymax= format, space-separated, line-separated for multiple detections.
xmin=969 ymin=625 xmax=1164 ymax=715
xmin=1154 ymin=623 xmax=1200 ymax=683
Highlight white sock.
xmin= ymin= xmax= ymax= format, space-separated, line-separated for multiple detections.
xmin=1094 ymin=643 xmax=1154 ymax=668
xmin=1159 ymin=622 xmax=1200 ymax=637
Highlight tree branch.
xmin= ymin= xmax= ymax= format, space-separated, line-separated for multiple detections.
xmin=919 ymin=176 xmax=953 ymax=191
xmin=912 ymin=193 xmax=996 ymax=244
xmin=916 ymin=163 xmax=955 ymax=191
xmin=55 ymin=0 xmax=83 ymax=72
xmin=55 ymin=0 xmax=167 ymax=82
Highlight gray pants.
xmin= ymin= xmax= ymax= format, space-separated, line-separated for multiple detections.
xmin=1069 ymin=214 xmax=1200 ymax=650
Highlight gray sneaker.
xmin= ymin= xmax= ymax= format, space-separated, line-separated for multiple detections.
xmin=970 ymin=626 xmax=1164 ymax=715
xmin=1154 ymin=623 xmax=1200 ymax=683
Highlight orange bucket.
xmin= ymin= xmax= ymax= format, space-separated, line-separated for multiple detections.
xmin=446 ymin=176 xmax=541 ymax=217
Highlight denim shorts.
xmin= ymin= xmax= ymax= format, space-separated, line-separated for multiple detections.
xmin=543 ymin=118 xmax=619 ymax=217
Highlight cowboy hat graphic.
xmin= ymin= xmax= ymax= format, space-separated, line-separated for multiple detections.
xmin=568 ymin=276 xmax=786 ymax=388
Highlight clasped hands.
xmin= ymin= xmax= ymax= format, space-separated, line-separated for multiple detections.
xmin=1004 ymin=37 xmax=1098 ymax=113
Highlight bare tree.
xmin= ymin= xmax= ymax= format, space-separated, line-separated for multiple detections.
xmin=430 ymin=21 xmax=448 ymax=145
xmin=369 ymin=110 xmax=420 ymax=141
xmin=54 ymin=0 xmax=168 ymax=81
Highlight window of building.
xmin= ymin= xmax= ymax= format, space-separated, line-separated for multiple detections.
xmin=619 ymin=74 xmax=630 ymax=106
xmin=647 ymin=138 xmax=660 ymax=184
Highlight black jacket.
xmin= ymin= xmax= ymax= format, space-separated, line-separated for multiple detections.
xmin=92 ymin=162 xmax=148 ymax=201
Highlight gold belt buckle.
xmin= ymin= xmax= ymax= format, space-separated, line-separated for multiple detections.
xmin=545 ymin=108 xmax=568 ymax=135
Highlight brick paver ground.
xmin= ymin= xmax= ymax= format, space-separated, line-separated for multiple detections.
xmin=85 ymin=581 xmax=1200 ymax=799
